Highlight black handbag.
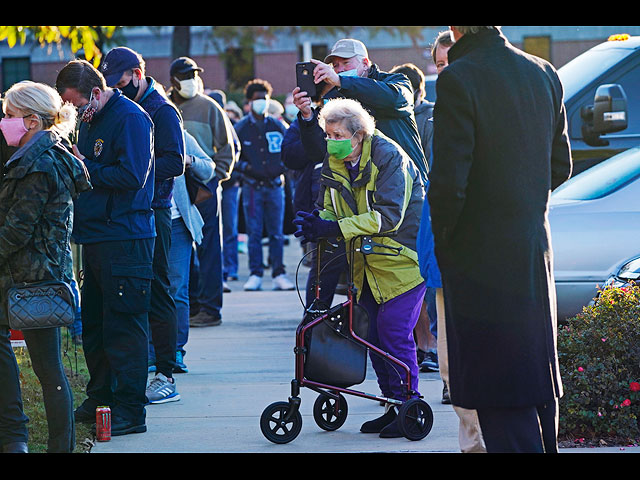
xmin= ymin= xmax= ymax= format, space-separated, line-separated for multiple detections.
xmin=7 ymin=280 xmax=76 ymax=331
xmin=304 ymin=302 xmax=370 ymax=388
xmin=184 ymin=169 xmax=214 ymax=205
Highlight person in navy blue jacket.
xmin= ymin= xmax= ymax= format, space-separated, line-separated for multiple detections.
xmin=281 ymin=114 xmax=348 ymax=310
xmin=101 ymin=47 xmax=186 ymax=406
xmin=234 ymin=79 xmax=295 ymax=292
xmin=56 ymin=59 xmax=155 ymax=436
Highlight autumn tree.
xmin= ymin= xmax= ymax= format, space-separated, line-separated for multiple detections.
xmin=0 ymin=26 xmax=119 ymax=66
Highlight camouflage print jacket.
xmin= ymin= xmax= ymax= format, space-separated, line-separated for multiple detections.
xmin=0 ymin=130 xmax=91 ymax=326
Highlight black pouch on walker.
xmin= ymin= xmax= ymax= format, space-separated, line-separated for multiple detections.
xmin=304 ymin=303 xmax=370 ymax=388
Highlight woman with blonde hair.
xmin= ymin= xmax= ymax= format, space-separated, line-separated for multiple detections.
xmin=0 ymin=80 xmax=91 ymax=452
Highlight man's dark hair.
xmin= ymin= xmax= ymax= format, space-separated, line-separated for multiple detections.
xmin=431 ymin=30 xmax=454 ymax=64
xmin=55 ymin=59 xmax=107 ymax=100
xmin=244 ymin=78 xmax=273 ymax=100
xmin=390 ymin=63 xmax=425 ymax=95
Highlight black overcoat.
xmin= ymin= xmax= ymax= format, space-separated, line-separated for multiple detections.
xmin=428 ymin=28 xmax=572 ymax=409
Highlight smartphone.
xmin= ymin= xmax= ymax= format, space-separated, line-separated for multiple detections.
xmin=296 ymin=62 xmax=318 ymax=98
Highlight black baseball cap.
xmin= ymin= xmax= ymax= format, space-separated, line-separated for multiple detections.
xmin=170 ymin=57 xmax=204 ymax=77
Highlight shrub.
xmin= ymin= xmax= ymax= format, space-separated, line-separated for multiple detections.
xmin=558 ymin=283 xmax=640 ymax=445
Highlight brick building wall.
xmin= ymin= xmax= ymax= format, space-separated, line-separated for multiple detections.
xmin=4 ymin=27 xmax=640 ymax=100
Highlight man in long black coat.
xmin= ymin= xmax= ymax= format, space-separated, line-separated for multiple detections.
xmin=428 ymin=26 xmax=572 ymax=453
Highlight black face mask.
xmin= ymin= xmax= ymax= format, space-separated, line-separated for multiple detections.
xmin=121 ymin=76 xmax=140 ymax=100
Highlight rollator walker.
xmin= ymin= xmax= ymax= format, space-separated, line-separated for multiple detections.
xmin=260 ymin=235 xmax=434 ymax=444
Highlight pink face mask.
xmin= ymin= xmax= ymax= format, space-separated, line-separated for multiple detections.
xmin=0 ymin=117 xmax=29 ymax=147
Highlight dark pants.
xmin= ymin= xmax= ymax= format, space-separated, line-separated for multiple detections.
xmin=425 ymin=287 xmax=437 ymax=339
xmin=222 ymin=184 xmax=240 ymax=280
xmin=0 ymin=327 xmax=74 ymax=452
xmin=80 ymin=237 xmax=154 ymax=423
xmin=148 ymin=207 xmax=177 ymax=378
xmin=477 ymin=399 xmax=559 ymax=453
xmin=304 ymin=240 xmax=348 ymax=309
xmin=0 ymin=328 xmax=29 ymax=447
xmin=191 ymin=181 xmax=223 ymax=318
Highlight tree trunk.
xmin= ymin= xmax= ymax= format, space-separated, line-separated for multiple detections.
xmin=171 ymin=26 xmax=191 ymax=59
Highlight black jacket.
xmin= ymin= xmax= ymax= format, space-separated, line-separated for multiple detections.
xmin=301 ymin=64 xmax=429 ymax=184
xmin=428 ymin=28 xmax=572 ymax=409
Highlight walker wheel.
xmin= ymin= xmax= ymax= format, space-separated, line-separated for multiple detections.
xmin=397 ymin=398 xmax=433 ymax=441
xmin=260 ymin=401 xmax=303 ymax=444
xmin=313 ymin=392 xmax=348 ymax=431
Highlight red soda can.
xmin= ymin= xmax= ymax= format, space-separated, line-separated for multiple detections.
xmin=96 ymin=406 xmax=111 ymax=442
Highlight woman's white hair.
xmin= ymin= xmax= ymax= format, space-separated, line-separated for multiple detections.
xmin=318 ymin=98 xmax=376 ymax=139
xmin=3 ymin=80 xmax=77 ymax=137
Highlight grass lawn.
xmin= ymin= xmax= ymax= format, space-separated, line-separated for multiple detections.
xmin=13 ymin=329 xmax=96 ymax=453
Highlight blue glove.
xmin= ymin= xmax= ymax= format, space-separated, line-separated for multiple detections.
xmin=293 ymin=210 xmax=340 ymax=244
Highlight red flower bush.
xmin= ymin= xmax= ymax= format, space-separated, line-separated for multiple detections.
xmin=558 ymin=284 xmax=640 ymax=445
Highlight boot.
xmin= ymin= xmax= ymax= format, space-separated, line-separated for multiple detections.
xmin=379 ymin=418 xmax=403 ymax=438
xmin=360 ymin=406 xmax=397 ymax=433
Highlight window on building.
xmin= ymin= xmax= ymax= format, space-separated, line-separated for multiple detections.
xmin=298 ymin=44 xmax=328 ymax=62
xmin=2 ymin=57 xmax=31 ymax=93
xmin=523 ymin=36 xmax=551 ymax=62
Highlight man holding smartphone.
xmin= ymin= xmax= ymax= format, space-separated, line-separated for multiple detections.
xmin=292 ymin=38 xmax=428 ymax=183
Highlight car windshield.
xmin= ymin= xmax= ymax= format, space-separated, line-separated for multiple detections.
xmin=558 ymin=47 xmax=633 ymax=99
xmin=552 ymin=147 xmax=640 ymax=200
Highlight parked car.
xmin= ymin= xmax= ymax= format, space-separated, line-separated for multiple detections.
xmin=550 ymin=146 xmax=640 ymax=320
xmin=598 ymin=256 xmax=640 ymax=292
xmin=557 ymin=33 xmax=640 ymax=174
xmin=428 ymin=34 xmax=639 ymax=173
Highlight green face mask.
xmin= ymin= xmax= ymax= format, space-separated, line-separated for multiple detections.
xmin=326 ymin=132 xmax=356 ymax=160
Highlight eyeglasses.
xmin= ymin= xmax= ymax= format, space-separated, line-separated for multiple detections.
xmin=325 ymin=131 xmax=357 ymax=142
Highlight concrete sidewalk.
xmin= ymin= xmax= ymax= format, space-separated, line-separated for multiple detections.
xmin=90 ymin=240 xmax=639 ymax=454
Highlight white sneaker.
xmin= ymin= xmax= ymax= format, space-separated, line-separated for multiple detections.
xmin=272 ymin=274 xmax=295 ymax=291
xmin=243 ymin=275 xmax=263 ymax=291
xmin=146 ymin=373 xmax=180 ymax=404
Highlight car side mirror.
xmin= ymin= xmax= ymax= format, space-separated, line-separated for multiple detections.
xmin=580 ymin=84 xmax=628 ymax=147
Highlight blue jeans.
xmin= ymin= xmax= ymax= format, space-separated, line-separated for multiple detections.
xmin=167 ymin=217 xmax=193 ymax=356
xmin=69 ymin=278 xmax=82 ymax=338
xmin=425 ymin=287 xmax=437 ymax=340
xmin=242 ymin=184 xmax=285 ymax=278
xmin=222 ymin=184 xmax=240 ymax=280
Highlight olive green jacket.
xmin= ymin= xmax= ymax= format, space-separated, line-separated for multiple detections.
xmin=317 ymin=130 xmax=425 ymax=304
xmin=0 ymin=130 xmax=92 ymax=326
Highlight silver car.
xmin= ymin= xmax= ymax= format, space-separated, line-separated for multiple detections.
xmin=550 ymin=146 xmax=640 ymax=320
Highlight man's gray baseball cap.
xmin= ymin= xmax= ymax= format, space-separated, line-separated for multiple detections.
xmin=324 ymin=39 xmax=369 ymax=63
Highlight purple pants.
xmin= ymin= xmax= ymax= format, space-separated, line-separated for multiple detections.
xmin=359 ymin=280 xmax=426 ymax=401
